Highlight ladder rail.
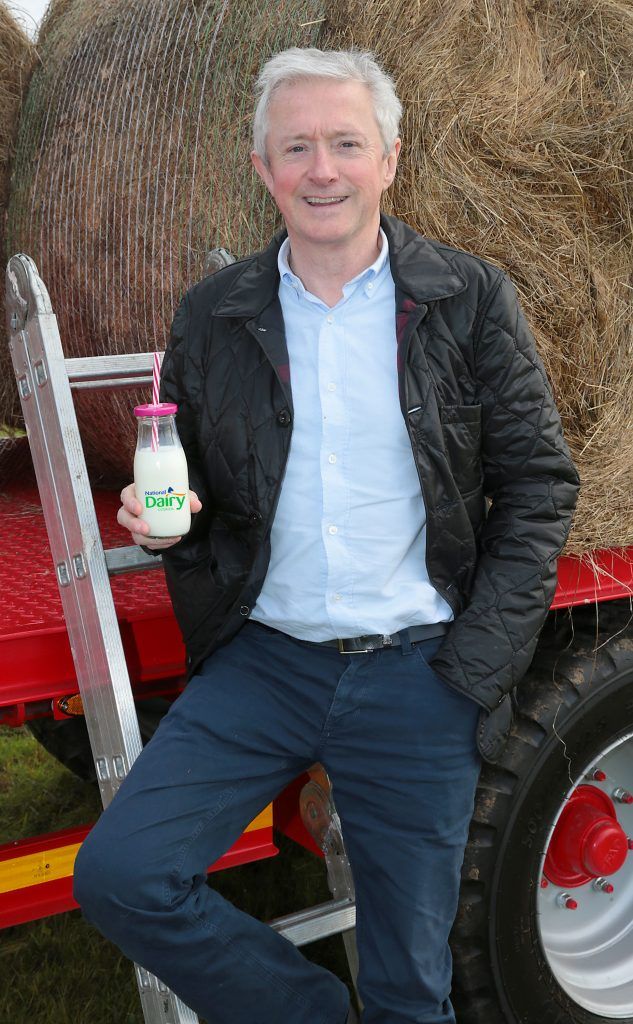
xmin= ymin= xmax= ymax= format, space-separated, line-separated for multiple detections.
xmin=8 ymin=254 xmax=144 ymax=797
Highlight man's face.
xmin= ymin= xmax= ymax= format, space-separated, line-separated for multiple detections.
xmin=251 ymin=78 xmax=400 ymax=253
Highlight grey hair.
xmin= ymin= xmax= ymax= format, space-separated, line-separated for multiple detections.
xmin=252 ymin=47 xmax=402 ymax=163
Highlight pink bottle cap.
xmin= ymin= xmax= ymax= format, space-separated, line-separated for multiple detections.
xmin=134 ymin=403 xmax=178 ymax=417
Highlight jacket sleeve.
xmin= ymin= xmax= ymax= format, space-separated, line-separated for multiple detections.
xmin=430 ymin=272 xmax=580 ymax=713
xmin=158 ymin=292 xmax=213 ymax=545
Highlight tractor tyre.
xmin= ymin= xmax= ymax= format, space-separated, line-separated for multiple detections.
xmin=452 ymin=611 xmax=633 ymax=1024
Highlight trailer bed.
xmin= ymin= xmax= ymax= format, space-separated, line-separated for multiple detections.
xmin=1 ymin=485 xmax=185 ymax=715
xmin=3 ymin=482 xmax=633 ymax=707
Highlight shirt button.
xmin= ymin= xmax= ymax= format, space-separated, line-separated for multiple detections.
xmin=327 ymin=382 xmax=336 ymax=392
xmin=328 ymin=454 xmax=337 ymax=464
xmin=367 ymin=282 xmax=374 ymax=290
xmin=328 ymin=525 xmax=338 ymax=535
xmin=326 ymin=315 xmax=334 ymax=324
xmin=333 ymin=593 xmax=342 ymax=602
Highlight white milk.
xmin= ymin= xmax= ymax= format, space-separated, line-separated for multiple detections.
xmin=134 ymin=445 xmax=191 ymax=537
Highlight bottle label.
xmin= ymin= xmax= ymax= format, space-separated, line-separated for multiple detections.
xmin=143 ymin=487 xmax=187 ymax=511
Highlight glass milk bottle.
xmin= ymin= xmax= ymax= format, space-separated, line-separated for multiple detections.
xmin=133 ymin=403 xmax=191 ymax=537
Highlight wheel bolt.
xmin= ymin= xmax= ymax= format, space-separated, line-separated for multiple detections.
xmin=556 ymin=892 xmax=578 ymax=909
xmin=588 ymin=769 xmax=607 ymax=782
xmin=628 ymin=838 xmax=633 ymax=850
xmin=540 ymin=878 xmax=549 ymax=888
xmin=613 ymin=788 xmax=633 ymax=804
xmin=593 ymin=877 xmax=614 ymax=893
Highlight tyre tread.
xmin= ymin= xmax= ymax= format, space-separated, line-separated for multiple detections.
xmin=452 ymin=616 xmax=633 ymax=1024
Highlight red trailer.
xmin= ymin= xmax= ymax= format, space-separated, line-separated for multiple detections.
xmin=0 ymin=484 xmax=282 ymax=926
xmin=3 ymin=254 xmax=633 ymax=1024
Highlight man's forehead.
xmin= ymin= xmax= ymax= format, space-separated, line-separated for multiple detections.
xmin=269 ymin=77 xmax=372 ymax=110
xmin=276 ymin=125 xmax=367 ymax=143
xmin=267 ymin=79 xmax=378 ymax=139
xmin=274 ymin=76 xmax=368 ymax=94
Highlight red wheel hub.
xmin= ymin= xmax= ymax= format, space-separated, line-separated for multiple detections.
xmin=544 ymin=785 xmax=628 ymax=888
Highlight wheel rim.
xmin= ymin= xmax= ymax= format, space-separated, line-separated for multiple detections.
xmin=538 ymin=732 xmax=633 ymax=1018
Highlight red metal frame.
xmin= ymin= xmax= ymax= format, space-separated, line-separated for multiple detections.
xmin=273 ymin=773 xmax=323 ymax=858
xmin=0 ymin=486 xmax=280 ymax=928
xmin=0 ymin=487 xmax=187 ymax=716
xmin=0 ymin=824 xmax=278 ymax=929
xmin=553 ymin=547 xmax=633 ymax=609
xmin=3 ymin=486 xmax=632 ymax=714
xmin=3 ymin=483 xmax=633 ymax=928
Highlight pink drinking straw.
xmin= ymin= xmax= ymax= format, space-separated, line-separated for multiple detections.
xmin=151 ymin=352 xmax=160 ymax=453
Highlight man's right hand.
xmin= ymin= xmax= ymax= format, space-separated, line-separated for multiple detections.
xmin=118 ymin=483 xmax=202 ymax=550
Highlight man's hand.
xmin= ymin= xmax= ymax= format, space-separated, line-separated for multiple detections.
xmin=118 ymin=483 xmax=202 ymax=550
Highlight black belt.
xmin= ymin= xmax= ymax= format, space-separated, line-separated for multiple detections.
xmin=318 ymin=622 xmax=450 ymax=654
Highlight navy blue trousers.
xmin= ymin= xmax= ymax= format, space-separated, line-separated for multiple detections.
xmin=73 ymin=622 xmax=481 ymax=1024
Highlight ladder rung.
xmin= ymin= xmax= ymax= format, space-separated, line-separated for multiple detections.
xmin=104 ymin=546 xmax=163 ymax=575
xmin=65 ymin=353 xmax=161 ymax=390
xmin=71 ymin=376 xmax=154 ymax=391
xmin=270 ymin=897 xmax=356 ymax=947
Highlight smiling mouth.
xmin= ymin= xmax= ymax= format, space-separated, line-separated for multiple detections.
xmin=304 ymin=196 xmax=347 ymax=205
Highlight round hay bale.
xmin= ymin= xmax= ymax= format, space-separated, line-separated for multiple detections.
xmin=5 ymin=0 xmax=325 ymax=484
xmin=5 ymin=0 xmax=632 ymax=555
xmin=0 ymin=1 xmax=36 ymax=436
xmin=323 ymin=0 xmax=633 ymax=555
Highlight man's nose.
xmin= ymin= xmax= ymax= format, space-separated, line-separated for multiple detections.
xmin=307 ymin=144 xmax=338 ymax=182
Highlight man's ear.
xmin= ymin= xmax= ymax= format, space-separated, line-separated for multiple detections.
xmin=251 ymin=151 xmax=274 ymax=196
xmin=383 ymin=138 xmax=401 ymax=190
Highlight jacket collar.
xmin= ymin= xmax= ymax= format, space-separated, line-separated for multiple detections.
xmin=214 ymin=229 xmax=284 ymax=318
xmin=380 ymin=215 xmax=467 ymax=304
xmin=214 ymin=215 xmax=467 ymax=318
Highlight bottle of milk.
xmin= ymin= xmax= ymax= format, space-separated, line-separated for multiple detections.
xmin=133 ymin=403 xmax=191 ymax=537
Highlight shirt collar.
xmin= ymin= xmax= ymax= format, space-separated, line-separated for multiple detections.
xmin=278 ymin=228 xmax=390 ymax=303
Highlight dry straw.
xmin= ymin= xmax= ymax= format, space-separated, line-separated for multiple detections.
xmin=5 ymin=0 xmax=320 ymax=482
xmin=3 ymin=0 xmax=632 ymax=555
xmin=324 ymin=0 xmax=633 ymax=555
xmin=0 ymin=2 xmax=36 ymax=414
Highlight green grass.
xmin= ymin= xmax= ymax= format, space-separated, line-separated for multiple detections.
xmin=0 ymin=725 xmax=100 ymax=840
xmin=1 ymin=727 xmax=351 ymax=1024
xmin=0 ymin=425 xmax=26 ymax=439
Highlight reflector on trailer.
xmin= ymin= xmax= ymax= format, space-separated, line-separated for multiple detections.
xmin=57 ymin=694 xmax=84 ymax=716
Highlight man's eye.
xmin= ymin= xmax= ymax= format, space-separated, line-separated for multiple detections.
xmin=340 ymin=141 xmax=358 ymax=148
xmin=289 ymin=145 xmax=305 ymax=153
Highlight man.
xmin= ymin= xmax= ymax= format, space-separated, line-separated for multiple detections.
xmin=73 ymin=47 xmax=579 ymax=1024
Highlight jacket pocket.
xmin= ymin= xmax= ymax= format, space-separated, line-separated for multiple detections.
xmin=163 ymin=550 xmax=228 ymax=645
xmin=440 ymin=404 xmax=483 ymax=495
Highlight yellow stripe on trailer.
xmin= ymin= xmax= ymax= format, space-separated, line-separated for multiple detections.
xmin=245 ymin=805 xmax=272 ymax=831
xmin=0 ymin=805 xmax=273 ymax=895
xmin=0 ymin=843 xmax=82 ymax=894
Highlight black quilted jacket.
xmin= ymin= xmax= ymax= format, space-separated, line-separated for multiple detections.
xmin=160 ymin=214 xmax=579 ymax=762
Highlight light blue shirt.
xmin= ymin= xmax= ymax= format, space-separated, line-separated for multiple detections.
xmin=251 ymin=230 xmax=453 ymax=640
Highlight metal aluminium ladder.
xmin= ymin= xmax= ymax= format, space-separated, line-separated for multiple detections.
xmin=6 ymin=254 xmax=358 ymax=1024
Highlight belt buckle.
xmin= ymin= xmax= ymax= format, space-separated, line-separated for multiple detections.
xmin=337 ymin=638 xmax=370 ymax=654
xmin=337 ymin=635 xmax=390 ymax=654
